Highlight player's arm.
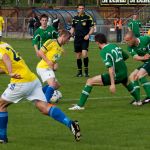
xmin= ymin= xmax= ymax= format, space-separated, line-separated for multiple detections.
xmin=38 ymin=49 xmax=55 ymax=69
xmin=133 ymin=54 xmax=150 ymax=61
xmin=84 ymin=16 xmax=94 ymax=40
xmin=70 ymin=18 xmax=75 ymax=36
xmin=127 ymin=21 xmax=132 ymax=31
xmin=32 ymin=32 xmax=40 ymax=57
xmin=70 ymin=27 xmax=75 ymax=36
xmin=108 ymin=67 xmax=116 ymax=94
xmin=2 ymin=54 xmax=21 ymax=79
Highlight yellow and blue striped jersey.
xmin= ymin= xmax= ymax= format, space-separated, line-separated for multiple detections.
xmin=0 ymin=41 xmax=37 ymax=83
xmin=37 ymin=39 xmax=64 ymax=69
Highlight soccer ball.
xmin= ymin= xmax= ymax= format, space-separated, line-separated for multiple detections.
xmin=50 ymin=90 xmax=62 ymax=103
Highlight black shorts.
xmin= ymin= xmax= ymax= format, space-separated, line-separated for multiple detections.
xmin=74 ymin=39 xmax=89 ymax=53
xmin=101 ymin=73 xmax=128 ymax=86
xmin=137 ymin=61 xmax=150 ymax=75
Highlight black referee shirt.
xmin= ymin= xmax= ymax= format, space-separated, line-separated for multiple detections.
xmin=72 ymin=13 xmax=94 ymax=39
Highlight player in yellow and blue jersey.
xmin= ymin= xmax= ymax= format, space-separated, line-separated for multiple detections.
xmin=0 ymin=40 xmax=81 ymax=143
xmin=36 ymin=30 xmax=71 ymax=103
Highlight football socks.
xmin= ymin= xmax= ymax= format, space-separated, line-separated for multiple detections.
xmin=0 ymin=112 xmax=8 ymax=141
xmin=45 ymin=86 xmax=55 ymax=103
xmin=126 ymin=81 xmax=140 ymax=101
xmin=48 ymin=107 xmax=72 ymax=128
xmin=139 ymin=77 xmax=150 ymax=98
xmin=78 ymin=85 xmax=92 ymax=107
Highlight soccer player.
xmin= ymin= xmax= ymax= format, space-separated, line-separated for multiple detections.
xmin=0 ymin=41 xmax=81 ymax=143
xmin=69 ymin=33 xmax=142 ymax=110
xmin=128 ymin=14 xmax=142 ymax=38
xmin=70 ymin=4 xmax=94 ymax=77
xmin=124 ymin=31 xmax=150 ymax=104
xmin=0 ymin=11 xmax=5 ymax=41
xmin=32 ymin=14 xmax=58 ymax=57
xmin=36 ymin=30 xmax=71 ymax=103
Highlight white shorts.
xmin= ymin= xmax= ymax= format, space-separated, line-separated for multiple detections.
xmin=0 ymin=31 xmax=2 ymax=36
xmin=36 ymin=68 xmax=56 ymax=83
xmin=1 ymin=79 xmax=47 ymax=103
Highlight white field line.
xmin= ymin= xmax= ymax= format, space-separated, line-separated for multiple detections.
xmin=63 ymin=94 xmax=146 ymax=101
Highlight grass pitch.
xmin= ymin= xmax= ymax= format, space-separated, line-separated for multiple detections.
xmin=1 ymin=39 xmax=150 ymax=150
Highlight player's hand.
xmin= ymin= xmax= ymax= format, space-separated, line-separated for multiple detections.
xmin=109 ymin=84 xmax=116 ymax=94
xmin=84 ymin=34 xmax=90 ymax=40
xmin=53 ymin=63 xmax=58 ymax=71
xmin=143 ymin=54 xmax=150 ymax=60
xmin=9 ymin=73 xmax=22 ymax=79
xmin=36 ymin=51 xmax=41 ymax=57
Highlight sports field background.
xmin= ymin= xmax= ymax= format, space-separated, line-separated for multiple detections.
xmin=1 ymin=39 xmax=150 ymax=150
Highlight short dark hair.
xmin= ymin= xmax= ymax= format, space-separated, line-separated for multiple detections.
xmin=95 ymin=33 xmax=107 ymax=44
xmin=77 ymin=3 xmax=85 ymax=8
xmin=59 ymin=29 xmax=71 ymax=37
xmin=40 ymin=14 xmax=48 ymax=20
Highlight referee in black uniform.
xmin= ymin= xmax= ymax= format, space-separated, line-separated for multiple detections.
xmin=70 ymin=4 xmax=94 ymax=77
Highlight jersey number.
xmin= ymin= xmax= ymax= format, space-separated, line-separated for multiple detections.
xmin=6 ymin=47 xmax=21 ymax=61
xmin=111 ymin=47 xmax=123 ymax=62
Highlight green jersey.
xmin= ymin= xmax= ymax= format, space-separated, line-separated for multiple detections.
xmin=127 ymin=36 xmax=150 ymax=61
xmin=128 ymin=19 xmax=142 ymax=37
xmin=32 ymin=26 xmax=58 ymax=49
xmin=100 ymin=44 xmax=128 ymax=79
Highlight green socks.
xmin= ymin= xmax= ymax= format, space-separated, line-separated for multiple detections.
xmin=126 ymin=81 xmax=140 ymax=101
xmin=78 ymin=85 xmax=93 ymax=107
xmin=139 ymin=77 xmax=150 ymax=98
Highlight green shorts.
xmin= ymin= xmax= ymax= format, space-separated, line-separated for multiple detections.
xmin=137 ymin=61 xmax=150 ymax=75
xmin=101 ymin=73 xmax=128 ymax=86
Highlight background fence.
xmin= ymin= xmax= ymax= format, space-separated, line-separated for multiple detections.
xmin=2 ymin=17 xmax=149 ymax=42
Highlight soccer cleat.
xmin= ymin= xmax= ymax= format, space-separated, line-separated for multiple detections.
xmin=142 ymin=97 xmax=150 ymax=105
xmin=70 ymin=120 xmax=81 ymax=141
xmin=68 ymin=105 xmax=85 ymax=110
xmin=0 ymin=138 xmax=8 ymax=144
xmin=84 ymin=73 xmax=89 ymax=77
xmin=76 ymin=70 xmax=82 ymax=77
xmin=84 ymin=69 xmax=89 ymax=77
xmin=131 ymin=100 xmax=143 ymax=106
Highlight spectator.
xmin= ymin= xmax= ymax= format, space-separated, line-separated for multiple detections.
xmin=128 ymin=14 xmax=142 ymax=38
xmin=52 ymin=18 xmax=60 ymax=31
xmin=28 ymin=13 xmax=36 ymax=37
xmin=0 ymin=11 xmax=5 ymax=41
xmin=114 ymin=17 xmax=123 ymax=42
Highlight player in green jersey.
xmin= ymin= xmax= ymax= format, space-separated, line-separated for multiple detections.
xmin=128 ymin=14 xmax=142 ymax=38
xmin=124 ymin=31 xmax=150 ymax=104
xmin=32 ymin=14 xmax=58 ymax=57
xmin=69 ymin=33 xmax=142 ymax=110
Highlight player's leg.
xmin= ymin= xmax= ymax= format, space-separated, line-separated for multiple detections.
xmin=74 ymin=40 xmax=83 ymax=77
xmin=27 ymin=80 xmax=81 ymax=141
xmin=127 ymin=69 xmax=141 ymax=103
xmin=82 ymin=40 xmax=89 ymax=77
xmin=36 ymin=68 xmax=59 ymax=102
xmin=136 ymin=64 xmax=150 ymax=104
xmin=0 ymin=99 xmax=11 ymax=143
xmin=69 ymin=74 xmax=104 ymax=110
xmin=35 ymin=101 xmax=81 ymax=141
xmin=76 ymin=52 xmax=82 ymax=77
xmin=44 ymin=78 xmax=59 ymax=102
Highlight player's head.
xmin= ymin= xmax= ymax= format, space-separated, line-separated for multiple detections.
xmin=77 ymin=3 xmax=85 ymax=14
xmin=40 ymin=14 xmax=48 ymax=28
xmin=133 ymin=14 xmax=138 ymax=20
xmin=124 ymin=31 xmax=136 ymax=46
xmin=58 ymin=30 xmax=71 ymax=45
xmin=95 ymin=33 xmax=107 ymax=49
